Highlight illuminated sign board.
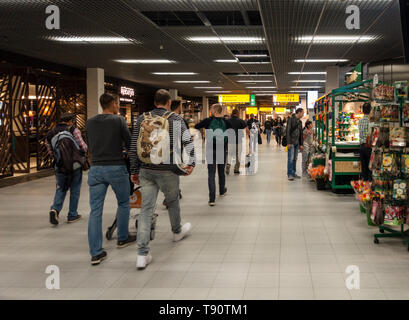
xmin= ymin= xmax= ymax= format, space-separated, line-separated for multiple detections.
xmin=307 ymin=91 xmax=318 ymax=109
xmin=259 ymin=107 xmax=272 ymax=113
xmin=219 ymin=94 xmax=250 ymax=103
xmin=250 ymin=95 xmax=256 ymax=107
xmin=275 ymin=107 xmax=287 ymax=113
xmin=246 ymin=107 xmax=258 ymax=115
xmin=120 ymin=86 xmax=135 ymax=97
xmin=273 ymin=94 xmax=299 ymax=103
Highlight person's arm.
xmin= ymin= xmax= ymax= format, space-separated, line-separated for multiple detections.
xmin=180 ymin=117 xmax=196 ymax=174
xmin=73 ymin=128 xmax=88 ymax=153
xmin=129 ymin=115 xmax=143 ymax=184
xmin=286 ymin=118 xmax=292 ymax=146
xmin=120 ymin=117 xmax=131 ymax=151
xmin=194 ymin=118 xmax=210 ymax=130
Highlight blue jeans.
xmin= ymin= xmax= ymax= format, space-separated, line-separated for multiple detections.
xmin=138 ymin=169 xmax=181 ymax=256
xmin=88 ymin=165 xmax=130 ymax=257
xmin=51 ymin=168 xmax=82 ymax=219
xmin=287 ymin=144 xmax=299 ymax=177
xmin=265 ymin=129 xmax=272 ymax=144
xmin=208 ymin=163 xmax=226 ymax=202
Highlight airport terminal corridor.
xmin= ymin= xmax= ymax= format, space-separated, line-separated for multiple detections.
xmin=1 ymin=143 xmax=409 ymax=300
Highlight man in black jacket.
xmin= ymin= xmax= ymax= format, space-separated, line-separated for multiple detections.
xmin=195 ymin=104 xmax=233 ymax=206
xmin=226 ymin=109 xmax=249 ymax=175
xmin=286 ymin=108 xmax=304 ymax=181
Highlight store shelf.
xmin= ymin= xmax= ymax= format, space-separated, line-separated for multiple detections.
xmin=334 ymin=172 xmax=361 ymax=176
xmin=333 ymin=157 xmax=360 ymax=161
xmin=332 ymin=184 xmax=354 ymax=190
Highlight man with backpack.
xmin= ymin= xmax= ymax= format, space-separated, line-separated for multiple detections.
xmin=286 ymin=108 xmax=304 ymax=181
xmin=264 ymin=117 xmax=273 ymax=145
xmin=86 ymin=93 xmax=136 ymax=266
xmin=195 ymin=103 xmax=233 ymax=206
xmin=129 ymin=89 xmax=196 ymax=270
xmin=46 ymin=113 xmax=87 ymax=226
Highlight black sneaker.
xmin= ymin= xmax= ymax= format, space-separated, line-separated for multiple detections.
xmin=49 ymin=209 xmax=59 ymax=225
xmin=220 ymin=188 xmax=228 ymax=197
xmin=91 ymin=251 xmax=107 ymax=266
xmin=234 ymin=170 xmax=240 ymax=175
xmin=67 ymin=215 xmax=82 ymax=223
xmin=117 ymin=235 xmax=137 ymax=248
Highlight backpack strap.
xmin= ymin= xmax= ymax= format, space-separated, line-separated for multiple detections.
xmin=163 ymin=111 xmax=175 ymax=119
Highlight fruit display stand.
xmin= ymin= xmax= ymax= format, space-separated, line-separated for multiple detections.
xmin=328 ymin=80 xmax=373 ymax=192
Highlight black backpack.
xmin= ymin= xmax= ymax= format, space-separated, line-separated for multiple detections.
xmin=51 ymin=127 xmax=85 ymax=173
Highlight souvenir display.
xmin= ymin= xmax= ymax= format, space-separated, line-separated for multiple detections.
xmin=373 ymin=84 xmax=395 ymax=101
xmin=383 ymin=204 xmax=406 ymax=226
xmin=401 ymin=154 xmax=409 ymax=174
xmin=390 ymin=127 xmax=406 ymax=147
xmin=392 ymin=179 xmax=407 ymax=201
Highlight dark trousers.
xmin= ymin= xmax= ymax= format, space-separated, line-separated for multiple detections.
xmin=208 ymin=164 xmax=226 ymax=202
xmin=360 ymin=144 xmax=372 ymax=181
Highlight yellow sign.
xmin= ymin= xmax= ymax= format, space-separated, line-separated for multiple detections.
xmin=246 ymin=107 xmax=258 ymax=115
xmin=219 ymin=94 xmax=250 ymax=103
xmin=259 ymin=107 xmax=272 ymax=113
xmin=275 ymin=107 xmax=287 ymax=113
xmin=273 ymin=94 xmax=299 ymax=103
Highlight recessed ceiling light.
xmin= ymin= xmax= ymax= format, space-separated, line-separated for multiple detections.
xmin=246 ymin=86 xmax=276 ymax=89
xmin=237 ymin=74 xmax=273 ymax=77
xmin=290 ymin=86 xmax=323 ymax=89
xmin=235 ymin=54 xmax=268 ymax=58
xmin=186 ymin=37 xmax=265 ymax=44
xmin=174 ymin=81 xmax=210 ymax=83
xmin=293 ymin=80 xmax=326 ymax=83
xmin=205 ymin=91 xmax=232 ymax=93
xmin=115 ymin=59 xmax=175 ymax=64
xmin=214 ymin=59 xmax=238 ymax=63
xmin=295 ymin=59 xmax=349 ymax=63
xmin=295 ymin=35 xmax=375 ymax=44
xmin=240 ymin=61 xmax=270 ymax=64
xmin=237 ymin=80 xmax=273 ymax=83
xmin=51 ymin=36 xmax=134 ymax=43
xmin=194 ymin=87 xmax=223 ymax=89
xmin=288 ymin=72 xmax=327 ymax=75
xmin=152 ymin=72 xmax=197 ymax=75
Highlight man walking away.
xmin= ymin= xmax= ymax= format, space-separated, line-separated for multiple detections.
xmin=86 ymin=93 xmax=136 ymax=266
xmin=359 ymin=102 xmax=372 ymax=182
xmin=275 ymin=118 xmax=284 ymax=147
xmin=195 ymin=104 xmax=232 ymax=206
xmin=247 ymin=114 xmax=260 ymax=155
xmin=302 ymin=120 xmax=314 ymax=177
xmin=286 ymin=108 xmax=304 ymax=181
xmin=226 ymin=109 xmax=249 ymax=175
xmin=264 ymin=117 xmax=273 ymax=145
xmin=130 ymin=89 xmax=196 ymax=270
xmin=46 ymin=113 xmax=87 ymax=226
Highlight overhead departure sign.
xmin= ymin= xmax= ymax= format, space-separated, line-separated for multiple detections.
xmin=273 ymin=94 xmax=299 ymax=103
xmin=275 ymin=108 xmax=287 ymax=113
xmin=219 ymin=94 xmax=250 ymax=103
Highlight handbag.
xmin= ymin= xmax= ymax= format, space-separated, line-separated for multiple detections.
xmin=82 ymin=154 xmax=90 ymax=171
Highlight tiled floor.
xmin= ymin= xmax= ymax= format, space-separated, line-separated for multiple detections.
xmin=1 ymin=142 xmax=409 ymax=300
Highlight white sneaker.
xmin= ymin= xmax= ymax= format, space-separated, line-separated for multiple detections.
xmin=136 ymin=254 xmax=152 ymax=270
xmin=173 ymin=223 xmax=192 ymax=242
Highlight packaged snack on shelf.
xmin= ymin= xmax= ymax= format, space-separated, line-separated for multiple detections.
xmin=371 ymin=127 xmax=380 ymax=147
xmin=392 ymin=179 xmax=407 ymax=201
xmin=370 ymin=105 xmax=381 ymax=122
xmin=390 ymin=127 xmax=406 ymax=147
xmin=373 ymin=84 xmax=395 ymax=101
xmin=403 ymin=103 xmax=409 ymax=122
xmin=384 ymin=204 xmax=406 ymax=226
xmin=371 ymin=200 xmax=384 ymax=225
xmin=369 ymin=150 xmax=382 ymax=172
xmin=380 ymin=105 xmax=399 ymax=122
xmin=401 ymin=154 xmax=409 ymax=174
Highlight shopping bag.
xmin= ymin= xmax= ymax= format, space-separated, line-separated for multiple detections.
xmin=130 ymin=188 xmax=142 ymax=209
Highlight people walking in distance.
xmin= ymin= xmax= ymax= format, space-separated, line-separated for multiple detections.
xmin=46 ymin=113 xmax=87 ymax=226
xmin=274 ymin=117 xmax=284 ymax=147
xmin=226 ymin=109 xmax=249 ymax=175
xmin=247 ymin=114 xmax=260 ymax=155
xmin=129 ymin=89 xmax=196 ymax=270
xmin=195 ymin=103 xmax=233 ymax=206
xmin=264 ymin=117 xmax=273 ymax=145
xmin=286 ymin=108 xmax=304 ymax=181
xmin=302 ymin=120 xmax=314 ymax=177
xmin=86 ymin=93 xmax=136 ymax=266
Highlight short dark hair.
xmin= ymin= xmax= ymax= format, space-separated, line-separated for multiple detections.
xmin=99 ymin=93 xmax=116 ymax=110
xmin=171 ymin=100 xmax=181 ymax=111
xmin=296 ymin=108 xmax=304 ymax=115
xmin=59 ymin=113 xmax=74 ymax=123
xmin=232 ymin=109 xmax=239 ymax=116
xmin=154 ymin=89 xmax=171 ymax=106
xmin=362 ymin=102 xmax=371 ymax=115
xmin=305 ymin=120 xmax=312 ymax=129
